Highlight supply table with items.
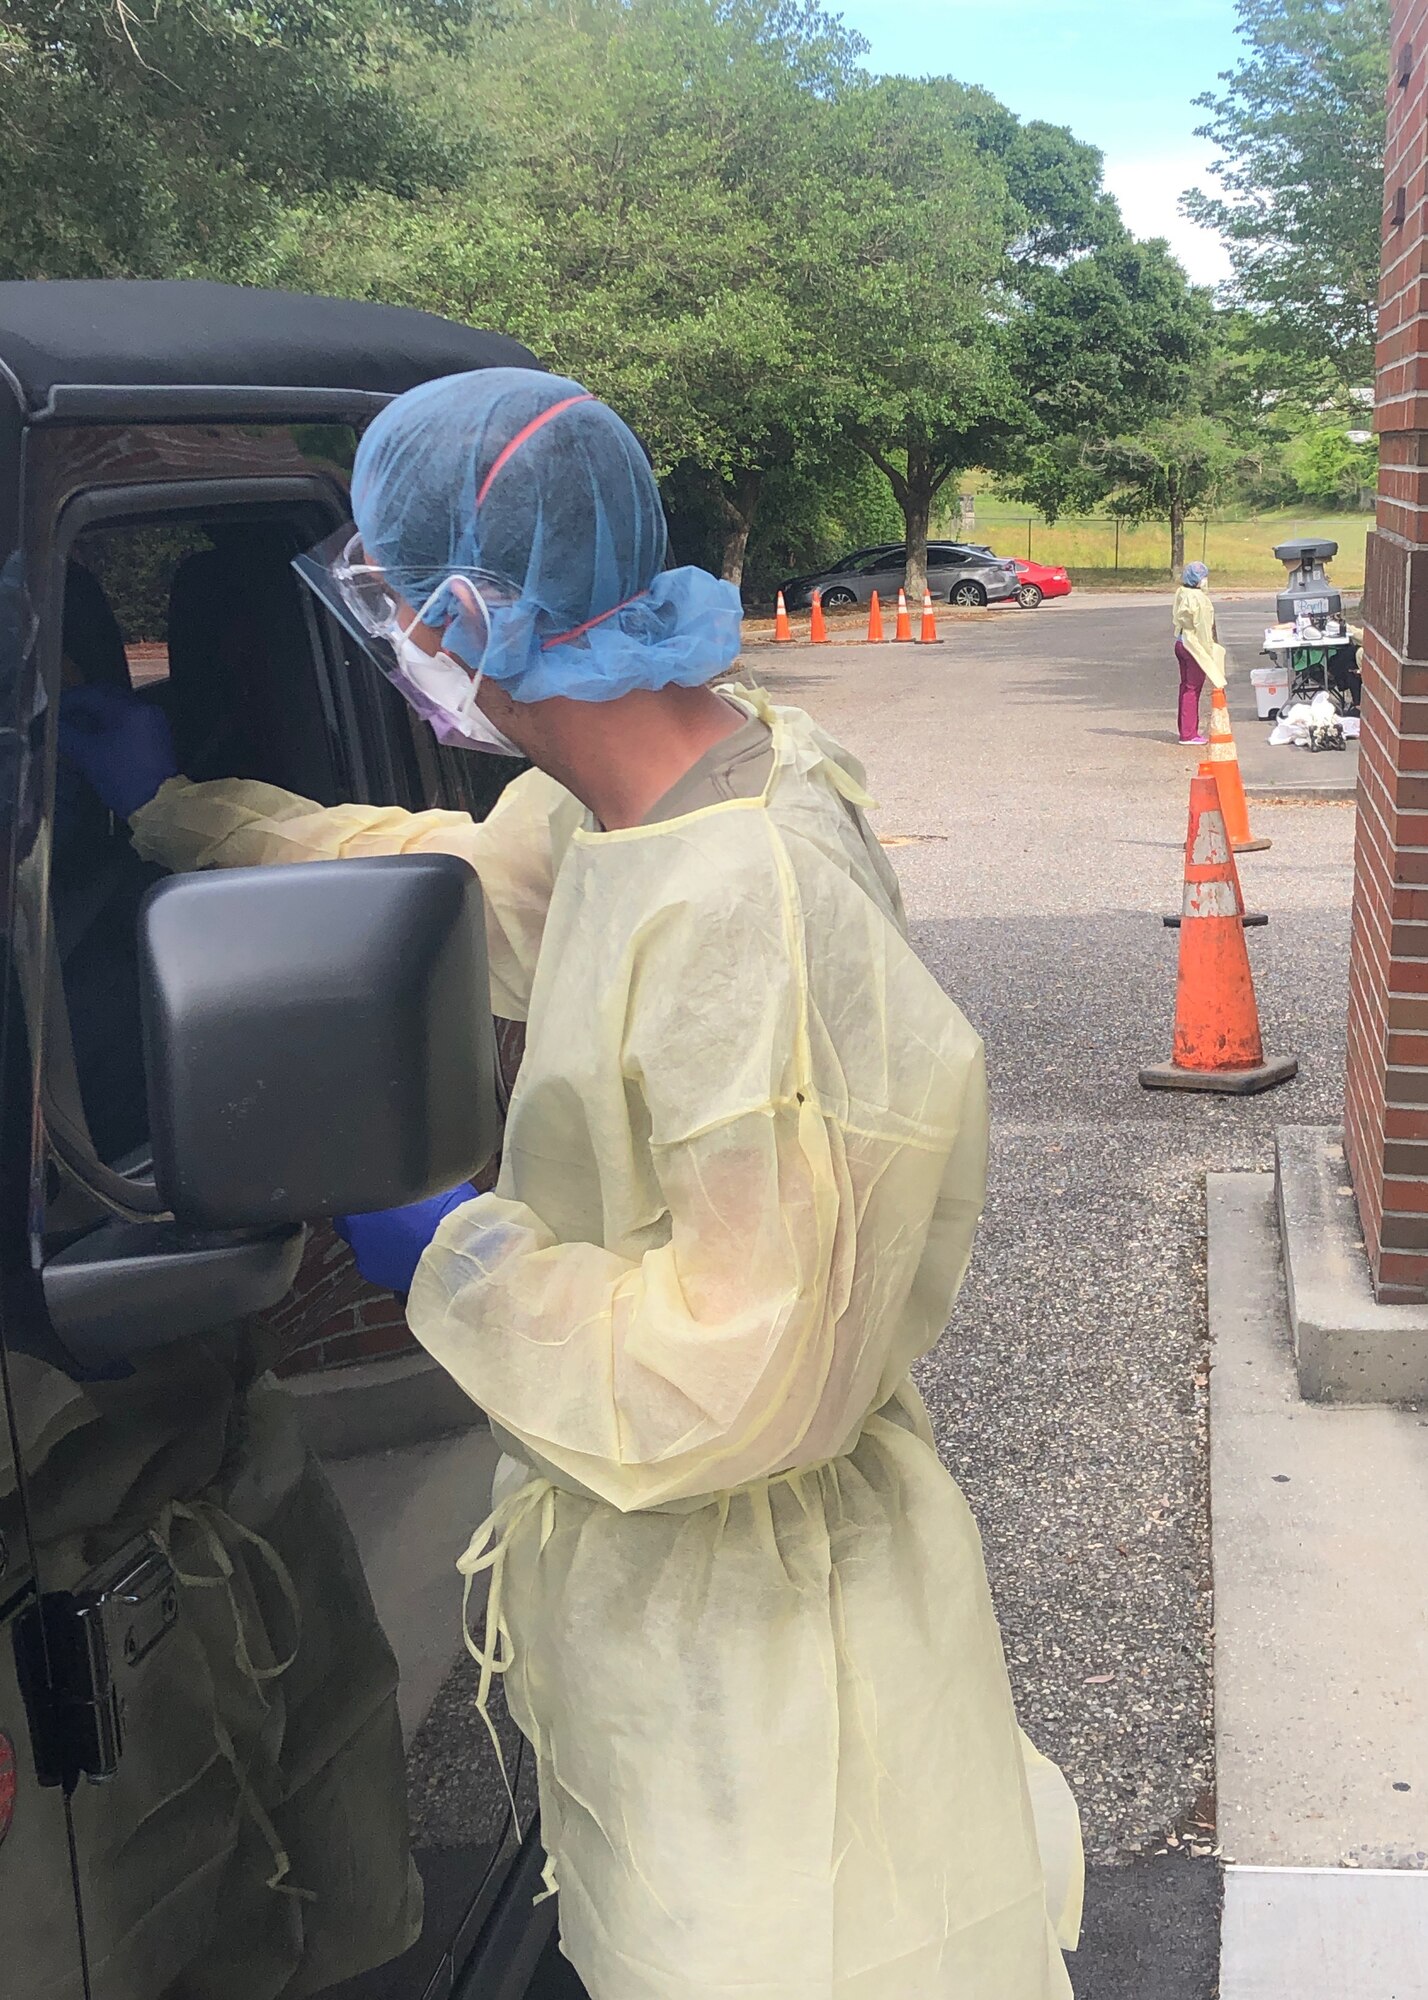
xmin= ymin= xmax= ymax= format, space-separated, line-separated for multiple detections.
xmin=1256 ymin=537 xmax=1361 ymax=752
xmin=1259 ymin=628 xmax=1361 ymax=708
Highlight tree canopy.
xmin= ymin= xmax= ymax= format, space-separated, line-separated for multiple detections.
xmin=0 ymin=0 xmax=1377 ymax=593
xmin=0 ymin=1 xmax=469 ymax=280
xmin=1184 ymin=0 xmax=1390 ymax=393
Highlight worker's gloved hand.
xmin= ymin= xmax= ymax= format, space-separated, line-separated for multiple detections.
xmin=58 ymin=683 xmax=178 ymax=819
xmin=334 ymin=1182 xmax=479 ymax=1295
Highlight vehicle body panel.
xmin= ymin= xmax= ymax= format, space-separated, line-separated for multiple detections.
xmin=780 ymin=542 xmax=1019 ymax=610
xmin=1013 ymin=558 xmax=1072 ymax=602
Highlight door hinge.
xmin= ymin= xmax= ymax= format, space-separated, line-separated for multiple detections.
xmin=15 ymin=1536 xmax=178 ymax=1791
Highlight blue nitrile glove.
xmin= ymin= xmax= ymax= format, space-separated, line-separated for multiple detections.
xmin=59 ymin=683 xmax=178 ymax=820
xmin=334 ymin=1182 xmax=479 ymax=1295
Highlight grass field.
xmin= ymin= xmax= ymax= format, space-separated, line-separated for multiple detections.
xmin=953 ymin=498 xmax=1370 ymax=589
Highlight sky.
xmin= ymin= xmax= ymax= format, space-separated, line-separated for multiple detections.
xmin=832 ymin=0 xmax=1245 ymax=285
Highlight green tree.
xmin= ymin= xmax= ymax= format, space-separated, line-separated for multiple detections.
xmin=1183 ymin=0 xmax=1390 ymax=391
xmin=270 ymin=0 xmax=865 ymax=585
xmin=1098 ymin=416 xmax=1243 ymax=573
xmin=1284 ymin=413 xmax=1379 ymax=504
xmin=0 ymin=0 xmax=466 ymax=280
xmin=1006 ymin=238 xmax=1214 ymax=519
xmin=805 ymin=78 xmax=1210 ymax=601
xmin=794 ymin=76 xmax=1019 ymax=602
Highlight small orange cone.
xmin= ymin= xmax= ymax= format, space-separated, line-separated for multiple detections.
xmin=866 ymin=591 xmax=885 ymax=643
xmin=1140 ymin=771 xmax=1296 ymax=1095
xmin=772 ymin=590 xmax=793 ymax=644
xmin=809 ymin=588 xmax=829 ymax=644
xmin=893 ymin=588 xmax=913 ymax=642
xmin=917 ymin=589 xmax=944 ymax=645
xmin=1207 ymin=686 xmax=1270 ymax=852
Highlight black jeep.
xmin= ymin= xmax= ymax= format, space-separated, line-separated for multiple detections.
xmin=0 ymin=279 xmax=578 ymax=2000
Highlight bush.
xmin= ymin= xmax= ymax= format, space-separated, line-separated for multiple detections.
xmin=1283 ymin=420 xmax=1378 ymax=509
xmin=741 ymin=458 xmax=902 ymax=600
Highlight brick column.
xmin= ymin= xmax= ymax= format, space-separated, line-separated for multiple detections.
xmin=1346 ymin=0 xmax=1428 ymax=1299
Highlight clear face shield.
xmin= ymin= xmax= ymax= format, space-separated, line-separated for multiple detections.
xmin=292 ymin=526 xmax=523 ymax=755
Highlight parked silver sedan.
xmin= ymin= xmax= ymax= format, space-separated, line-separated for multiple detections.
xmin=778 ymin=541 xmax=1021 ymax=611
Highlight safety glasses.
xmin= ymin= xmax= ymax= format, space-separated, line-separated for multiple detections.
xmin=292 ymin=524 xmax=516 ymax=677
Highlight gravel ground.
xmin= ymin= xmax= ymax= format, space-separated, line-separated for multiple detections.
xmin=747 ymin=592 xmax=1355 ymax=1868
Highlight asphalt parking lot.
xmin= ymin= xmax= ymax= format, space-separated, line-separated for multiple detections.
xmin=734 ymin=589 xmax=1357 ymax=1998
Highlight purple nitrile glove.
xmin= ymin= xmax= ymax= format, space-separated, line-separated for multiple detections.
xmin=59 ymin=683 xmax=178 ymax=820
xmin=333 ymin=1182 xmax=478 ymax=1295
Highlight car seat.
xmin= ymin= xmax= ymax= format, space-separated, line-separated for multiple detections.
xmin=164 ymin=526 xmax=340 ymax=804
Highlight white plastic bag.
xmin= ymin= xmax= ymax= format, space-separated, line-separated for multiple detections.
xmin=1269 ymin=701 xmax=1314 ymax=747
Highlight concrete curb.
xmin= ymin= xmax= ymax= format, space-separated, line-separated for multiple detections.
xmin=285 ymin=1348 xmax=487 ymax=1460
xmin=1275 ymin=1126 xmax=1428 ymax=1403
xmin=1242 ymin=780 xmax=1358 ymax=802
xmin=1222 ymin=1868 xmax=1428 ymax=1998
xmin=1208 ymin=1173 xmax=1428 ymax=1996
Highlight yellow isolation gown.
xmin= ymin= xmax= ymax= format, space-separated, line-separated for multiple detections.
xmin=1172 ymin=583 xmax=1226 ymax=688
xmin=131 ymin=693 xmax=1082 ymax=1999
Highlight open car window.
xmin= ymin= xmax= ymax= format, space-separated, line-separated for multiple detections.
xmin=49 ymin=514 xmax=351 ymax=1195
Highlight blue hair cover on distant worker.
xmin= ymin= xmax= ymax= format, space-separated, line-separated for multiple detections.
xmin=351 ymin=368 xmax=743 ymax=703
xmin=1182 ymin=561 xmax=1210 ymax=587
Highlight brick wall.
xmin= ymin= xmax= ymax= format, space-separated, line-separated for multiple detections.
xmin=1346 ymin=0 xmax=1428 ymax=1298
xmin=265 ymin=1224 xmax=416 ymax=1375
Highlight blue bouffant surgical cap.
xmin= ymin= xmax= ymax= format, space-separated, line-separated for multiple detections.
xmin=1182 ymin=561 xmax=1210 ymax=587
xmin=351 ymin=368 xmax=743 ymax=703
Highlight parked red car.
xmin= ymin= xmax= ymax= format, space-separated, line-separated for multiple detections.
xmin=1012 ymin=558 xmax=1071 ymax=608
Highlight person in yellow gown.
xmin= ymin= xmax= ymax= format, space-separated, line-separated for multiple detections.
xmin=1170 ymin=560 xmax=1226 ymax=744
xmin=62 ymin=367 xmax=1082 ymax=1998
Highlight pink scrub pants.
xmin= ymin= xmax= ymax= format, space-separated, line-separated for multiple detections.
xmin=1176 ymin=641 xmax=1206 ymax=741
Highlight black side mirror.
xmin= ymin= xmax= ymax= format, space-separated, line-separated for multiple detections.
xmin=141 ymin=853 xmax=499 ymax=1230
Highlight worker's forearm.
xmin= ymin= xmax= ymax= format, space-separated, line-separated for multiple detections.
xmin=129 ymin=774 xmax=549 ymax=1017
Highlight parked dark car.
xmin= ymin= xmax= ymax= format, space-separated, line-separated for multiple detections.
xmin=0 ymin=280 xmax=573 ymax=2000
xmin=779 ymin=541 xmax=1021 ymax=611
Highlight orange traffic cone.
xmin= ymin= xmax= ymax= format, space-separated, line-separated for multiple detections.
xmin=866 ymin=591 xmax=885 ymax=643
xmin=772 ymin=590 xmax=793 ymax=644
xmin=1207 ymin=686 xmax=1270 ymax=853
xmin=809 ymin=588 xmax=829 ymax=644
xmin=893 ymin=588 xmax=913 ymax=642
xmin=1164 ymin=762 xmax=1268 ymax=930
xmin=1140 ymin=771 xmax=1296 ymax=1095
xmin=917 ymin=588 xmax=944 ymax=645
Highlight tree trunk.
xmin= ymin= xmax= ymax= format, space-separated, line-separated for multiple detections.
xmin=853 ymin=437 xmax=953 ymax=604
xmin=1169 ymin=491 xmax=1186 ymax=577
xmin=718 ymin=466 xmax=763 ymax=589
xmin=901 ymin=445 xmax=934 ymax=604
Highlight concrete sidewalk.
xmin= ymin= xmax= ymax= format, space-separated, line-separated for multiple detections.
xmin=1208 ymin=1174 xmax=1428 ymax=1995
xmin=1214 ymin=596 xmax=1359 ymax=800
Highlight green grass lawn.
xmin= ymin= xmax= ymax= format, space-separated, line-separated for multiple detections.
xmin=955 ymin=499 xmax=1369 ymax=589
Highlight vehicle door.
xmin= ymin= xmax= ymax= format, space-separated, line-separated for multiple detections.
xmin=1 ymin=415 xmax=530 ymax=2000
xmin=926 ymin=544 xmax=965 ymax=597
xmin=0 ymin=1233 xmax=88 ymax=1993
xmin=851 ymin=547 xmax=905 ymax=602
xmin=975 ymin=552 xmax=1018 ymax=600
xmin=0 ymin=389 xmax=92 ymax=1998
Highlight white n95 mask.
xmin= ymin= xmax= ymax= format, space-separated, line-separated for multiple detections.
xmin=390 ymin=628 xmax=524 ymax=757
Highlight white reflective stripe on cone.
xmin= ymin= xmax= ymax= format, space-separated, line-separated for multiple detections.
xmin=1192 ymin=811 xmax=1232 ymax=867
xmin=1185 ymin=877 xmax=1240 ymax=919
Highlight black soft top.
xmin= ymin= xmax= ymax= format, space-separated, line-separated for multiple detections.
xmin=0 ymin=279 xmax=537 ymax=411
